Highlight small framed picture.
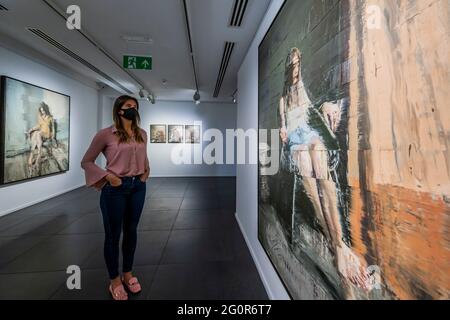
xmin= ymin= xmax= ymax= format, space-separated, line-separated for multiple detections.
xmin=150 ymin=124 xmax=167 ymax=143
xmin=168 ymin=125 xmax=184 ymax=143
xmin=185 ymin=125 xmax=201 ymax=144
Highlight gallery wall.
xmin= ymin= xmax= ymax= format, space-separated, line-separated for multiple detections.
xmin=0 ymin=45 xmax=99 ymax=217
xmin=99 ymin=98 xmax=237 ymax=177
xmin=238 ymin=0 xmax=450 ymax=300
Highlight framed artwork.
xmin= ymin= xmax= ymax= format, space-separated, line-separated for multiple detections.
xmin=258 ymin=0 xmax=450 ymax=300
xmin=0 ymin=76 xmax=70 ymax=185
xmin=150 ymin=124 xmax=167 ymax=143
xmin=168 ymin=125 xmax=184 ymax=144
xmin=185 ymin=125 xmax=200 ymax=144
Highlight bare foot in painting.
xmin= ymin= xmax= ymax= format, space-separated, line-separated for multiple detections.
xmin=335 ymin=244 xmax=370 ymax=291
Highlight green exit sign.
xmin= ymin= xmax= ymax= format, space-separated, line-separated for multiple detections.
xmin=123 ymin=55 xmax=152 ymax=70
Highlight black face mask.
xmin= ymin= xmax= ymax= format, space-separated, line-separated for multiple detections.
xmin=120 ymin=108 xmax=139 ymax=121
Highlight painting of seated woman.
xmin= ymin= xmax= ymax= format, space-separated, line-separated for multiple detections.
xmin=0 ymin=76 xmax=70 ymax=184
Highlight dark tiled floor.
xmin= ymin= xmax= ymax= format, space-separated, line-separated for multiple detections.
xmin=0 ymin=177 xmax=267 ymax=300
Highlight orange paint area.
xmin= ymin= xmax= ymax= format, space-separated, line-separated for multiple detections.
xmin=349 ymin=184 xmax=450 ymax=299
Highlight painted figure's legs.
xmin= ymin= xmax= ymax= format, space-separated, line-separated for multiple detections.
xmin=309 ymin=141 xmax=328 ymax=180
xmin=317 ymin=178 xmax=343 ymax=249
xmin=35 ymin=145 xmax=42 ymax=168
xmin=292 ymin=149 xmax=331 ymax=240
xmin=28 ymin=148 xmax=34 ymax=166
xmin=28 ymin=132 xmax=43 ymax=167
xmin=309 ymin=145 xmax=369 ymax=290
xmin=309 ymin=142 xmax=343 ymax=247
xmin=46 ymin=138 xmax=54 ymax=157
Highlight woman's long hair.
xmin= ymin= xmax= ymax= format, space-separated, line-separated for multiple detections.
xmin=39 ymin=102 xmax=52 ymax=117
xmin=283 ymin=48 xmax=301 ymax=108
xmin=112 ymin=95 xmax=145 ymax=144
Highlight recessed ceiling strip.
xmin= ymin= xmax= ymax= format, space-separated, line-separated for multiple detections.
xmin=213 ymin=42 xmax=235 ymax=98
xmin=230 ymin=0 xmax=248 ymax=27
xmin=28 ymin=28 xmax=132 ymax=94
xmin=40 ymin=0 xmax=148 ymax=95
xmin=182 ymin=0 xmax=200 ymax=94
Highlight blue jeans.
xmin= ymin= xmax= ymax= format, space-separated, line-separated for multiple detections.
xmin=100 ymin=175 xmax=146 ymax=279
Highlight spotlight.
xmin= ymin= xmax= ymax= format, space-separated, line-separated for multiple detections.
xmin=139 ymin=89 xmax=145 ymax=98
xmin=147 ymin=94 xmax=155 ymax=104
xmin=231 ymin=89 xmax=237 ymax=104
xmin=193 ymin=91 xmax=201 ymax=105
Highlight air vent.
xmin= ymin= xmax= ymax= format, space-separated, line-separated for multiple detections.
xmin=213 ymin=42 xmax=235 ymax=98
xmin=229 ymin=0 xmax=248 ymax=27
xmin=27 ymin=28 xmax=132 ymax=94
xmin=0 ymin=4 xmax=8 ymax=10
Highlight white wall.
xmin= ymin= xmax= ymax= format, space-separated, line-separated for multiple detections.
xmin=236 ymin=0 xmax=290 ymax=300
xmin=0 ymin=45 xmax=99 ymax=217
xmin=99 ymin=99 xmax=237 ymax=177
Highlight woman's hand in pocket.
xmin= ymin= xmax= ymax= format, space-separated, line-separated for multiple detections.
xmin=140 ymin=168 xmax=150 ymax=183
xmin=106 ymin=174 xmax=122 ymax=187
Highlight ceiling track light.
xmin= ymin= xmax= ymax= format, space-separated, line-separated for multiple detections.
xmin=193 ymin=91 xmax=201 ymax=105
xmin=183 ymin=0 xmax=201 ymax=105
xmin=147 ymin=93 xmax=155 ymax=104
xmin=231 ymin=89 xmax=237 ymax=104
xmin=138 ymin=88 xmax=155 ymax=104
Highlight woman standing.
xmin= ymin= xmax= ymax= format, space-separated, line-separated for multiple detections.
xmin=81 ymin=95 xmax=150 ymax=300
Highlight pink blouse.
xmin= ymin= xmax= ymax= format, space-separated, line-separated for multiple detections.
xmin=81 ymin=125 xmax=150 ymax=190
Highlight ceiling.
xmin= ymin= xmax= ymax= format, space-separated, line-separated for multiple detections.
xmin=0 ymin=0 xmax=270 ymax=102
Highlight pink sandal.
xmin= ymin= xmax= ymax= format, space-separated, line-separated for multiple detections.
xmin=109 ymin=284 xmax=128 ymax=300
xmin=122 ymin=276 xmax=142 ymax=294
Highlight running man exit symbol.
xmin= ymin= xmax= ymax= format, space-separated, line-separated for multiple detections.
xmin=127 ymin=56 xmax=137 ymax=69
xmin=123 ymin=55 xmax=152 ymax=70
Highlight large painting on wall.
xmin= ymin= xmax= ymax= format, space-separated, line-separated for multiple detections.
xmin=258 ymin=0 xmax=449 ymax=300
xmin=0 ymin=76 xmax=70 ymax=185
